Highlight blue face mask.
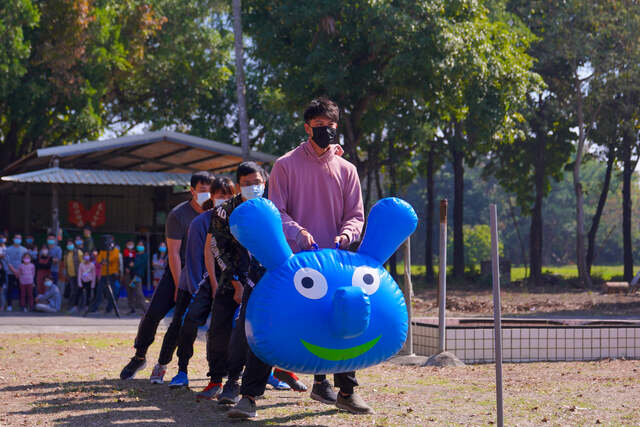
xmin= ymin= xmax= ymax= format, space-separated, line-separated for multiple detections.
xmin=44 ymin=280 xmax=52 ymax=287
xmin=67 ymin=244 xmax=74 ymax=250
xmin=136 ymin=245 xmax=144 ymax=252
xmin=14 ymin=238 xmax=22 ymax=245
xmin=0 ymin=238 xmax=5 ymax=243
xmin=158 ymin=246 xmax=167 ymax=253
xmin=241 ymin=184 xmax=265 ymax=200
xmin=75 ymin=240 xmax=83 ymax=246
xmin=26 ymin=238 xmax=33 ymax=244
xmin=47 ymin=239 xmax=55 ymax=245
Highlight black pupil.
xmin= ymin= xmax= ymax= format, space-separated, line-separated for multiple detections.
xmin=301 ymin=277 xmax=314 ymax=289
xmin=363 ymin=274 xmax=374 ymax=285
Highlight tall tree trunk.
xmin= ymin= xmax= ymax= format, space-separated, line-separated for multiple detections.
xmin=232 ymin=0 xmax=250 ymax=160
xmin=573 ymin=78 xmax=592 ymax=287
xmin=452 ymin=145 xmax=465 ymax=279
xmin=586 ymin=147 xmax=614 ymax=273
xmin=622 ymin=137 xmax=634 ymax=281
xmin=425 ymin=149 xmax=435 ymax=282
xmin=0 ymin=120 xmax=19 ymax=171
xmin=388 ymin=139 xmax=398 ymax=280
xmin=530 ymin=135 xmax=545 ymax=285
xmin=507 ymin=197 xmax=527 ymax=279
xmin=363 ymin=169 xmax=372 ymax=212
xmin=375 ymin=167 xmax=383 ymax=202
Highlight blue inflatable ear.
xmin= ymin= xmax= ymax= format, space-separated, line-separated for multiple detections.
xmin=229 ymin=198 xmax=293 ymax=271
xmin=358 ymin=197 xmax=418 ymax=263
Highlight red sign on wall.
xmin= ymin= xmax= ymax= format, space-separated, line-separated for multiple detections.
xmin=68 ymin=201 xmax=106 ymax=228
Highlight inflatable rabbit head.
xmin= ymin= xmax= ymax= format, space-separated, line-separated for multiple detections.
xmin=230 ymin=197 xmax=418 ymax=374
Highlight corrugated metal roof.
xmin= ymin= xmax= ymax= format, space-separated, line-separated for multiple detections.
xmin=1 ymin=167 xmax=191 ymax=186
xmin=36 ymin=131 xmax=277 ymax=163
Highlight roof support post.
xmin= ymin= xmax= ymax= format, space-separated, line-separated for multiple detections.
xmin=51 ymin=158 xmax=60 ymax=240
xmin=24 ymin=183 xmax=31 ymax=235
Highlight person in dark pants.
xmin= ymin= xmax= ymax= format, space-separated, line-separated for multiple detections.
xmin=119 ymin=171 xmax=213 ymax=382
xmin=221 ymin=164 xmax=306 ymax=419
xmin=163 ymin=178 xmax=236 ymax=391
xmin=230 ymin=98 xmax=370 ymax=418
xmin=199 ymin=165 xmax=275 ymax=402
xmin=86 ymin=237 xmax=120 ymax=314
xmin=164 ymin=178 xmax=234 ymax=387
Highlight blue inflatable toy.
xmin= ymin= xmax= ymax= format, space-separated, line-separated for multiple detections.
xmin=229 ymin=197 xmax=418 ymax=374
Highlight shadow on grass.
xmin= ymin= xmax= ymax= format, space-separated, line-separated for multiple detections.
xmin=2 ymin=379 xmax=331 ymax=426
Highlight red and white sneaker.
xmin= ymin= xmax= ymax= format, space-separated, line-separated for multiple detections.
xmin=149 ymin=363 xmax=167 ymax=384
xmin=196 ymin=381 xmax=222 ymax=400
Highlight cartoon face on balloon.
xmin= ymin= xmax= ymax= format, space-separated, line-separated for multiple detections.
xmin=230 ymin=197 xmax=418 ymax=374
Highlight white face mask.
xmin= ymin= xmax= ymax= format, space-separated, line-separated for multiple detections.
xmin=196 ymin=192 xmax=211 ymax=206
xmin=241 ymin=184 xmax=265 ymax=200
xmin=214 ymin=198 xmax=226 ymax=207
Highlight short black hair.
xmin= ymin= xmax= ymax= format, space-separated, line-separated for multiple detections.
xmin=190 ymin=171 xmax=214 ymax=188
xmin=211 ymin=176 xmax=235 ymax=195
xmin=303 ymin=97 xmax=340 ymax=124
xmin=236 ymin=162 xmax=268 ymax=183
xmin=202 ymin=199 xmax=214 ymax=210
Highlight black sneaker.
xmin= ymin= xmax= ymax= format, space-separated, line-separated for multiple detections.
xmin=273 ymin=369 xmax=308 ymax=392
xmin=227 ymin=397 xmax=257 ymax=419
xmin=218 ymin=381 xmax=241 ymax=405
xmin=336 ymin=392 xmax=374 ymax=414
xmin=310 ymin=379 xmax=337 ymax=404
xmin=120 ymin=357 xmax=146 ymax=380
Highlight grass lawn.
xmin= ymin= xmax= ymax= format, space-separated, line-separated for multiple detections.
xmin=396 ymin=263 xmax=637 ymax=282
xmin=2 ymin=333 xmax=640 ymax=425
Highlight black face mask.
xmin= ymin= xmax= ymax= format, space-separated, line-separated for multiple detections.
xmin=311 ymin=126 xmax=337 ymax=149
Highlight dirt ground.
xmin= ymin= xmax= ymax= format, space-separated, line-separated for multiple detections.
xmin=1 ymin=333 xmax=640 ymax=426
xmin=412 ymin=282 xmax=640 ymax=318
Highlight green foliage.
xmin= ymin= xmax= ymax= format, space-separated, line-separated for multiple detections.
xmin=243 ymin=1 xmax=539 ymax=176
xmin=0 ymin=0 xmax=234 ymax=170
xmin=464 ymin=224 xmax=503 ymax=269
xmin=0 ymin=0 xmax=39 ymax=99
xmin=446 ymin=223 xmax=503 ymax=271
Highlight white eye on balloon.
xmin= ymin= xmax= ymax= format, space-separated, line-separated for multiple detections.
xmin=352 ymin=266 xmax=380 ymax=295
xmin=293 ymin=268 xmax=328 ymax=300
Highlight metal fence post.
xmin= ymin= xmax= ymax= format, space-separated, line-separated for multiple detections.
xmin=400 ymin=237 xmax=414 ymax=355
xmin=490 ymin=204 xmax=504 ymax=427
xmin=438 ymin=199 xmax=448 ymax=353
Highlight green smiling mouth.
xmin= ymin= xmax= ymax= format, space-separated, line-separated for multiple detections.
xmin=300 ymin=335 xmax=382 ymax=361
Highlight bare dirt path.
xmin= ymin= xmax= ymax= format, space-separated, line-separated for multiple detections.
xmin=2 ymin=333 xmax=640 ymax=426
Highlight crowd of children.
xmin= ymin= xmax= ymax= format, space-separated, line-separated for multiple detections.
xmin=0 ymin=226 xmax=167 ymax=314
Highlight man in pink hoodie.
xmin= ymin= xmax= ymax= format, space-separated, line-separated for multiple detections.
xmin=269 ymin=97 xmax=371 ymax=414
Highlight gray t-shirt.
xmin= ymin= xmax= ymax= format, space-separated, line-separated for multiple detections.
xmin=5 ymin=245 xmax=27 ymax=275
xmin=49 ymin=245 xmax=62 ymax=273
xmin=165 ymin=200 xmax=200 ymax=265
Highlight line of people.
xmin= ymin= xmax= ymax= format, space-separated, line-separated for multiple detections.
xmin=118 ymin=98 xmax=374 ymax=419
xmin=0 ymin=227 xmax=169 ymax=315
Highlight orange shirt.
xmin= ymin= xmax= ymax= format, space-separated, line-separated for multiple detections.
xmin=97 ymin=248 xmax=120 ymax=275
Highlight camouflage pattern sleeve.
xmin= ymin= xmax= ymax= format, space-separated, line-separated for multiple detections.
xmin=208 ymin=195 xmax=253 ymax=287
xmin=209 ymin=201 xmax=235 ymax=275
